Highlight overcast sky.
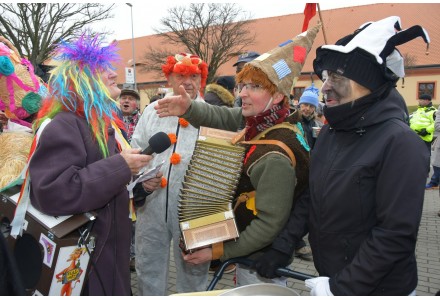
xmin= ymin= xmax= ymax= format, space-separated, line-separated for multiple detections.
xmin=92 ymin=1 xmax=404 ymax=42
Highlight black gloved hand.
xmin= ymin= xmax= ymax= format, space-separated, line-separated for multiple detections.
xmin=253 ymin=248 xmax=292 ymax=279
xmin=418 ymin=128 xmax=429 ymax=136
xmin=132 ymin=182 xmax=152 ymax=208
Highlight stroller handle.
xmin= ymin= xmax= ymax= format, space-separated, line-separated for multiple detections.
xmin=206 ymin=257 xmax=314 ymax=291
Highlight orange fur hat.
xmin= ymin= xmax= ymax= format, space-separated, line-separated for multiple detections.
xmin=161 ymin=53 xmax=208 ymax=95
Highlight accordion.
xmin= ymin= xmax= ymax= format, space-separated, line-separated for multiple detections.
xmin=179 ymin=127 xmax=245 ymax=252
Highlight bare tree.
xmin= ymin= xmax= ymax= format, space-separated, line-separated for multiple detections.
xmin=141 ymin=3 xmax=256 ymax=83
xmin=0 ymin=3 xmax=114 ymax=79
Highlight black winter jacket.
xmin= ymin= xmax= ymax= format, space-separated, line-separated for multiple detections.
xmin=312 ymin=86 xmax=429 ymax=295
xmin=272 ymin=85 xmax=429 ymax=295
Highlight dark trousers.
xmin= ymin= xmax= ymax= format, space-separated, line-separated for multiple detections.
xmin=428 ymin=165 xmax=440 ymax=186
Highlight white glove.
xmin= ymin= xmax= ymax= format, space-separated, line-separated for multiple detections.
xmin=305 ymin=277 xmax=333 ymax=296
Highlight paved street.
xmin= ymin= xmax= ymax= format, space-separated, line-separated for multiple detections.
xmin=131 ymin=188 xmax=440 ymax=296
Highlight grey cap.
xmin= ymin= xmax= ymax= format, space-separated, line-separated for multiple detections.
xmin=120 ymin=89 xmax=140 ymax=100
xmin=233 ymin=51 xmax=260 ymax=67
xmin=420 ymin=94 xmax=432 ymax=101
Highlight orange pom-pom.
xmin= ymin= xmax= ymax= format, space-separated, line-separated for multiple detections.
xmin=168 ymin=133 xmax=177 ymax=144
xmin=170 ymin=152 xmax=181 ymax=165
xmin=160 ymin=177 xmax=167 ymax=188
xmin=179 ymin=118 xmax=189 ymax=128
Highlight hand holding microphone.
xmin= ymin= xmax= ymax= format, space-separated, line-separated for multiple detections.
xmin=131 ymin=132 xmax=171 ymax=207
xmin=122 ymin=132 xmax=171 ymax=175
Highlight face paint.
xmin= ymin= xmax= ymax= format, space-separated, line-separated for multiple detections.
xmin=321 ymin=71 xmax=354 ymax=107
xmin=321 ymin=70 xmax=372 ymax=107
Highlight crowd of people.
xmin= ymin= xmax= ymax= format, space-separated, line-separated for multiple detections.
xmin=1 ymin=14 xmax=438 ymax=297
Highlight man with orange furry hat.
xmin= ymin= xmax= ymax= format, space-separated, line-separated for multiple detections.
xmin=131 ymin=53 xmax=210 ymax=295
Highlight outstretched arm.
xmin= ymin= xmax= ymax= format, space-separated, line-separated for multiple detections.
xmin=155 ymin=85 xmax=243 ymax=131
xmin=155 ymin=85 xmax=192 ymax=118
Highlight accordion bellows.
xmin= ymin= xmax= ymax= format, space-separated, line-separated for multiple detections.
xmin=179 ymin=127 xmax=244 ymax=251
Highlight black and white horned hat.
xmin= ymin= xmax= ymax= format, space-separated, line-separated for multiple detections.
xmin=313 ymin=16 xmax=430 ymax=91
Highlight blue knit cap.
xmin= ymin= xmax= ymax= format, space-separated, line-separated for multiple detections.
xmin=299 ymin=83 xmax=319 ymax=108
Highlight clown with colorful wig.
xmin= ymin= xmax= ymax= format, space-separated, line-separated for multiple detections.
xmin=130 ymin=53 xmax=210 ymax=295
xmin=27 ymin=34 xmax=157 ymax=295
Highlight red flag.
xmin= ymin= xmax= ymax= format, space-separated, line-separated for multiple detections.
xmin=302 ymin=3 xmax=317 ymax=32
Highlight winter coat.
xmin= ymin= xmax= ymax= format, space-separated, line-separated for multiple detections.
xmin=300 ymin=114 xmax=323 ymax=149
xmin=130 ymin=94 xmax=203 ymax=219
xmin=130 ymin=94 xmax=209 ymax=295
xmin=309 ymin=86 xmax=429 ymax=295
xmin=29 ymin=112 xmax=132 ymax=296
xmin=409 ymin=104 xmax=436 ymax=142
xmin=180 ymin=102 xmax=309 ymax=261
xmin=204 ymin=83 xmax=235 ymax=107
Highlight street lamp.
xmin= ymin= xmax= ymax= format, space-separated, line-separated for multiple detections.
xmin=126 ymin=3 xmax=137 ymax=90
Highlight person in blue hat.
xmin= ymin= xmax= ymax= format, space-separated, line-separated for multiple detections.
xmin=287 ymin=83 xmax=324 ymax=262
xmin=297 ymin=83 xmax=324 ymax=150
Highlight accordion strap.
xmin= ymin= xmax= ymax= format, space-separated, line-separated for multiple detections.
xmin=232 ymin=122 xmax=303 ymax=167
xmin=239 ymin=139 xmax=296 ymax=166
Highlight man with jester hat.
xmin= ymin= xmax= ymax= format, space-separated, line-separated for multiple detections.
xmin=255 ymin=16 xmax=431 ymax=296
xmin=27 ymin=35 xmax=160 ymax=295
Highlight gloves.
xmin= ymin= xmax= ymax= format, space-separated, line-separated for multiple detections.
xmin=305 ymin=277 xmax=333 ymax=296
xmin=132 ymin=182 xmax=152 ymax=208
xmin=418 ymin=128 xmax=428 ymax=136
xmin=253 ymin=248 xmax=291 ymax=279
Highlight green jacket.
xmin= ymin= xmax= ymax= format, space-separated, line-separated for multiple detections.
xmin=182 ymin=102 xmax=309 ymax=261
xmin=409 ymin=105 xmax=436 ymax=142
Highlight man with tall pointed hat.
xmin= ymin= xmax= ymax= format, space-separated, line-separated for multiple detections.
xmin=255 ymin=16 xmax=431 ymax=296
xmin=131 ymin=53 xmax=211 ymax=295
xmin=154 ymin=24 xmax=320 ymax=286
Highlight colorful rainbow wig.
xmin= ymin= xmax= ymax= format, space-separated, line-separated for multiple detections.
xmin=161 ymin=53 xmax=208 ymax=95
xmin=34 ymin=34 xmax=124 ymax=157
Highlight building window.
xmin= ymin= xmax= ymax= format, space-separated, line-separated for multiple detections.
xmin=292 ymin=87 xmax=305 ymax=101
xmin=418 ymin=82 xmax=436 ymax=99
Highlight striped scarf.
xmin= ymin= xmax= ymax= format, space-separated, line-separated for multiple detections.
xmin=245 ymin=104 xmax=290 ymax=140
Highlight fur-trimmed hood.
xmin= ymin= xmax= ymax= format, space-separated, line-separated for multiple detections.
xmin=204 ymin=83 xmax=235 ymax=107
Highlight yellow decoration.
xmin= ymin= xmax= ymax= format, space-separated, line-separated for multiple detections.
xmin=245 ymin=195 xmax=258 ymax=216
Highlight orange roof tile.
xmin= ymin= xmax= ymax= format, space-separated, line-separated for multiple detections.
xmin=116 ymin=3 xmax=440 ymax=86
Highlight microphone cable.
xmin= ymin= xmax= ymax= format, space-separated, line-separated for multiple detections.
xmin=79 ymin=221 xmax=107 ymax=296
